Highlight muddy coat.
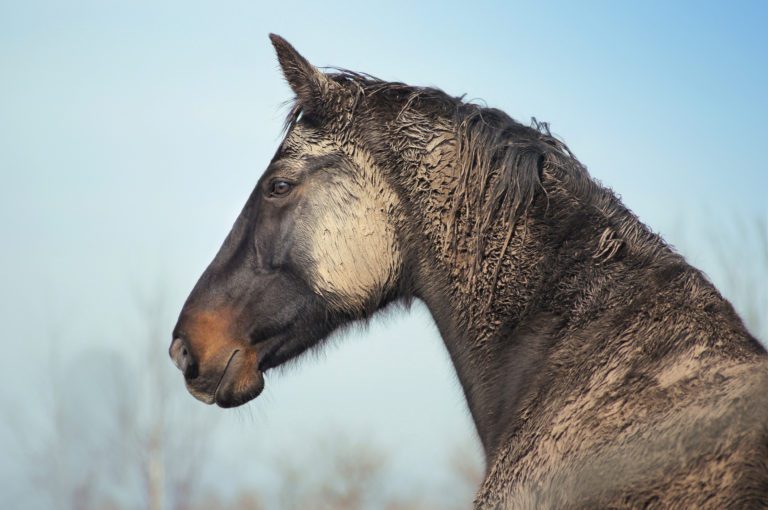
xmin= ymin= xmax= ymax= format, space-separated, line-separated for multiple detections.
xmin=171 ymin=36 xmax=768 ymax=509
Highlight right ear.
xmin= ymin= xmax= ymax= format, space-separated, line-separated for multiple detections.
xmin=269 ymin=34 xmax=332 ymax=115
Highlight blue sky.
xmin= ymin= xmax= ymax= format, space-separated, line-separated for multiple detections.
xmin=1 ymin=0 xmax=766 ymax=506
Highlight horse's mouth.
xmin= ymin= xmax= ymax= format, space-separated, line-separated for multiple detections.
xmin=186 ymin=348 xmax=265 ymax=408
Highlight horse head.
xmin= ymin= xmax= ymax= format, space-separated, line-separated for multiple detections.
xmin=170 ymin=35 xmax=406 ymax=407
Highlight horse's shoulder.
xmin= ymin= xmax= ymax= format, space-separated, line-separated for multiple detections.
xmin=474 ymin=356 xmax=768 ymax=509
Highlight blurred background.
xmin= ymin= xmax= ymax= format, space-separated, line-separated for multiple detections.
xmin=0 ymin=1 xmax=765 ymax=509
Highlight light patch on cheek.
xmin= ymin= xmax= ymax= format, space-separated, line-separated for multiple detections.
xmin=285 ymin=125 xmax=402 ymax=308
xmin=302 ymin=174 xmax=401 ymax=307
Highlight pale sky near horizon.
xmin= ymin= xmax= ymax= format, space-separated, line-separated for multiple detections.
xmin=1 ymin=1 xmax=766 ymax=507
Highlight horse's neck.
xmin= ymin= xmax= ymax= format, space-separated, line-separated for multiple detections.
xmin=409 ymin=157 xmax=762 ymax=462
xmin=399 ymin=143 xmax=662 ymax=457
xmin=376 ymin=109 xmax=765 ymax=476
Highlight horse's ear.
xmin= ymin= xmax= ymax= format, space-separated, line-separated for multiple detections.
xmin=269 ymin=34 xmax=331 ymax=114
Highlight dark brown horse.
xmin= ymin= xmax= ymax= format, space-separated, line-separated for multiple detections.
xmin=170 ymin=35 xmax=768 ymax=508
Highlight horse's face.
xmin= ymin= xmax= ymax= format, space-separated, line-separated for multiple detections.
xmin=170 ymin=36 xmax=403 ymax=407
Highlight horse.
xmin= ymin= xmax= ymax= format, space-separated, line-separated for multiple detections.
xmin=170 ymin=35 xmax=768 ymax=508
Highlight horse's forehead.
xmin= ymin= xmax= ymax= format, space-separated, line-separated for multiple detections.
xmin=275 ymin=119 xmax=384 ymax=185
xmin=281 ymin=123 xmax=339 ymax=157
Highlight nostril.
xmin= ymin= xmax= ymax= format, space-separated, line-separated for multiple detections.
xmin=185 ymin=357 xmax=199 ymax=380
xmin=169 ymin=337 xmax=199 ymax=380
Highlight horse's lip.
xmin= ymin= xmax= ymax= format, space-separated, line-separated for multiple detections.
xmin=212 ymin=349 xmax=240 ymax=402
xmin=212 ymin=348 xmax=266 ymax=408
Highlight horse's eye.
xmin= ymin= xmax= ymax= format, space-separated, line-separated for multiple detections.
xmin=269 ymin=180 xmax=293 ymax=197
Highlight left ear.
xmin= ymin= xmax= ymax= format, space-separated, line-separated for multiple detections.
xmin=269 ymin=34 xmax=334 ymax=115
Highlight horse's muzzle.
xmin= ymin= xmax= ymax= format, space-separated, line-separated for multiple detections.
xmin=168 ymin=313 xmax=266 ymax=408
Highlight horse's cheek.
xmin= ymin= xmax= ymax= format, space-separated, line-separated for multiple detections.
xmin=301 ymin=180 xmax=400 ymax=309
